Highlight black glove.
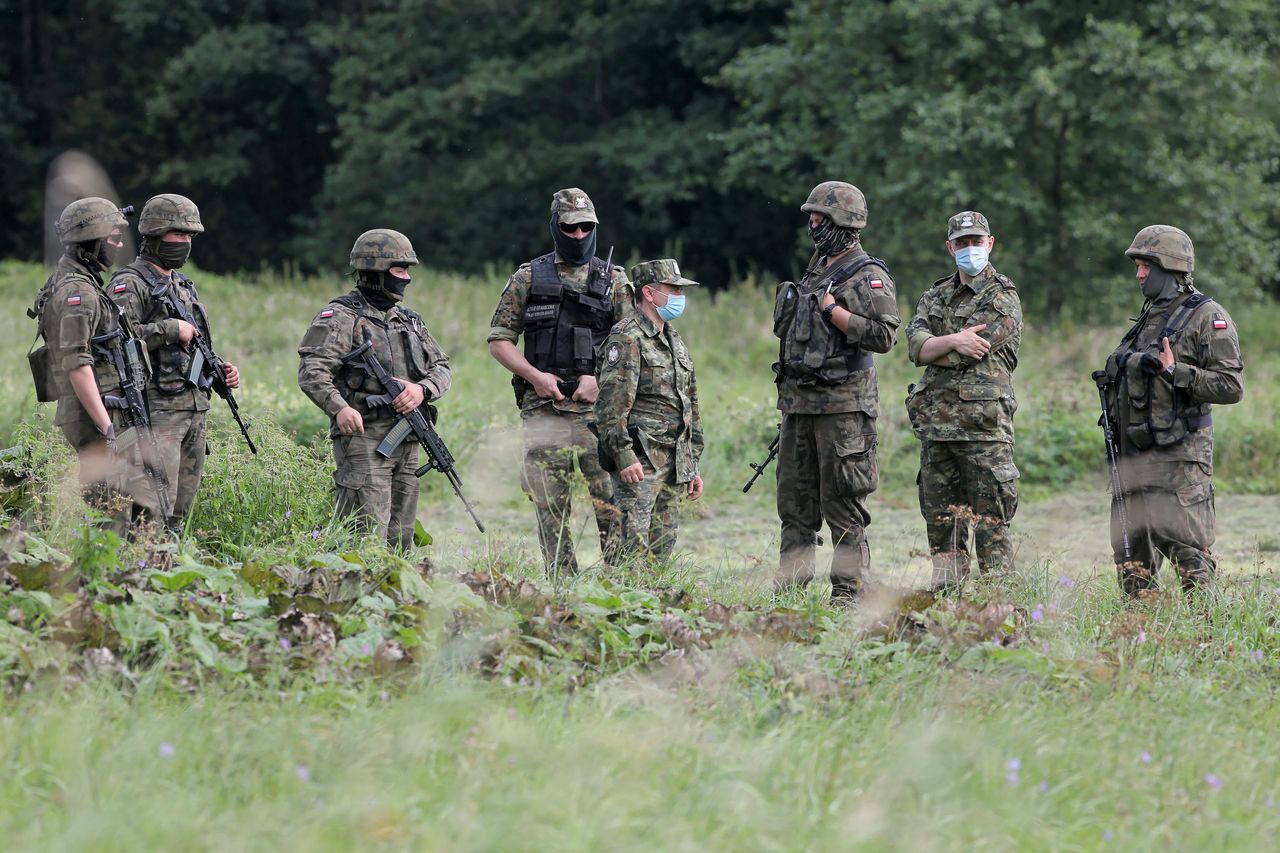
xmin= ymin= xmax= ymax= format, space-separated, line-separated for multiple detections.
xmin=1139 ymin=352 xmax=1165 ymax=375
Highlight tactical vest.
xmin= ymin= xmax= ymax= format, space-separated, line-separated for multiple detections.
xmin=1104 ymin=292 xmax=1213 ymax=452
xmin=114 ymin=265 xmax=212 ymax=396
xmin=773 ymin=253 xmax=884 ymax=386
xmin=329 ymin=291 xmax=436 ymax=417
xmin=27 ymin=265 xmax=128 ymax=402
xmin=513 ymin=253 xmax=614 ymax=401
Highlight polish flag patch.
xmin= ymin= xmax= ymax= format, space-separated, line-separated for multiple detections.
xmin=113 ymin=282 xmax=128 ymax=293
xmin=1212 ymin=317 xmax=1228 ymax=329
xmin=319 ymin=308 xmax=334 ymax=319
xmin=65 ymin=295 xmax=81 ymax=306
xmin=869 ymin=278 xmax=884 ymax=289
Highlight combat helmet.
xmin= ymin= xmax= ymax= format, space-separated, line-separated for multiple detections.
xmin=350 ymin=229 xmax=418 ymax=271
xmin=138 ymin=193 xmax=205 ymax=236
xmin=801 ymin=181 xmax=868 ymax=230
xmin=1125 ymin=225 xmax=1194 ymax=273
xmin=55 ymin=197 xmax=128 ymax=244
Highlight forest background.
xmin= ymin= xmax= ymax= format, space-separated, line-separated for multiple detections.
xmin=2 ymin=0 xmax=1279 ymax=317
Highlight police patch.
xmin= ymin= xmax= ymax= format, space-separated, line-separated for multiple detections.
xmin=607 ymin=343 xmax=620 ymax=364
xmin=65 ymin=295 xmax=81 ymax=305
xmin=869 ymin=279 xmax=884 ymax=289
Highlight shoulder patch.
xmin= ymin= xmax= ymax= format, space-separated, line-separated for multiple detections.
xmin=113 ymin=282 xmax=128 ymax=293
xmin=66 ymin=295 xmax=82 ymax=306
xmin=868 ymin=278 xmax=884 ymax=289
xmin=319 ymin=308 xmax=334 ymax=319
xmin=1212 ymin=315 xmax=1228 ymax=330
xmin=606 ymin=342 xmax=621 ymax=365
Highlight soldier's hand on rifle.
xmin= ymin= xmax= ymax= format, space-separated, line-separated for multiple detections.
xmin=176 ymin=319 xmax=198 ymax=346
xmin=336 ymin=406 xmax=364 ymax=435
xmin=529 ymin=370 xmax=566 ymax=401
xmin=687 ymin=473 xmax=704 ymax=500
xmin=390 ymin=379 xmax=424 ymax=414
xmin=620 ymin=462 xmax=645 ymax=484
xmin=572 ymin=374 xmax=599 ymax=404
xmin=951 ymin=324 xmax=990 ymax=359
xmin=221 ymin=361 xmax=241 ymax=389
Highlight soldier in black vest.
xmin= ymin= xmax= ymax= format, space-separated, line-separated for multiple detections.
xmin=488 ymin=188 xmax=632 ymax=576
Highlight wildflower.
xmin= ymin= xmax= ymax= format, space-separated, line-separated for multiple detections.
xmin=1030 ymin=605 xmax=1044 ymax=623
xmin=379 ymin=691 xmax=391 ymax=702
xmin=1266 ymin=796 xmax=1275 ymax=809
xmin=285 ymin=509 xmax=292 ymax=520
xmin=1038 ymin=781 xmax=1049 ymax=793
xmin=295 ymin=765 xmax=311 ymax=783
xmin=280 ymin=637 xmax=291 ymax=651
xmin=310 ymin=529 xmax=322 ymax=539
xmin=1007 ymin=758 xmax=1022 ymax=772
xmin=361 ymin=643 xmax=372 ymax=655
xmin=137 ymin=559 xmax=147 ymax=569
xmin=1205 ymin=773 xmax=1223 ymax=791
xmin=1250 ymin=650 xmax=1264 ymax=662
xmin=1103 ymin=830 xmax=1113 ymax=841
xmin=1040 ymin=641 xmax=1051 ymax=654
xmin=1136 ymin=630 xmax=1147 ymax=644
xmin=1058 ymin=575 xmax=1075 ymax=589
xmin=1006 ymin=772 xmax=1020 ymax=786
xmin=1140 ymin=751 xmax=1152 ymax=764
xmin=159 ymin=742 xmax=175 ymax=758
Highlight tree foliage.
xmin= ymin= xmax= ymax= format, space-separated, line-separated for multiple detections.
xmin=1 ymin=0 xmax=1276 ymax=311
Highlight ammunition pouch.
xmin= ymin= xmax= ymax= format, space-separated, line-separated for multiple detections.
xmin=28 ymin=344 xmax=58 ymax=402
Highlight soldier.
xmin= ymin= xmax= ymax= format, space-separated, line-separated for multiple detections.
xmin=1096 ymin=225 xmax=1243 ymax=594
xmin=595 ymin=259 xmax=704 ymax=564
xmin=298 ymin=229 xmax=452 ymax=551
xmin=772 ymin=181 xmax=900 ymax=603
xmin=905 ymin=211 xmax=1023 ymax=589
xmin=108 ymin=194 xmax=241 ymax=532
xmin=487 ymin=187 xmax=631 ymax=576
xmin=29 ymin=197 xmax=147 ymax=531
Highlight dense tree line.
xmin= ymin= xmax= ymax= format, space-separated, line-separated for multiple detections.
xmin=2 ymin=0 xmax=1277 ymax=311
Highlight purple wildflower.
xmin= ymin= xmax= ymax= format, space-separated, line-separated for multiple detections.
xmin=310 ymin=528 xmax=321 ymax=539
xmin=1007 ymin=758 xmax=1021 ymax=771
xmin=361 ymin=643 xmax=372 ymax=655
xmin=1006 ymin=772 xmax=1020 ymax=787
xmin=1205 ymin=773 xmax=1223 ymax=791
xmin=285 ymin=509 xmax=292 ymax=520
xmin=1103 ymin=831 xmax=1113 ymax=842
xmin=1140 ymin=751 xmax=1153 ymax=764
xmin=159 ymin=742 xmax=175 ymax=758
xmin=1136 ymin=630 xmax=1147 ymax=644
xmin=1250 ymin=650 xmax=1264 ymax=662
xmin=137 ymin=559 xmax=147 ymax=569
xmin=1058 ymin=575 xmax=1075 ymax=589
xmin=295 ymin=764 xmax=311 ymax=783
xmin=280 ymin=637 xmax=291 ymax=651
xmin=1041 ymin=641 xmax=1051 ymax=654
xmin=1030 ymin=605 xmax=1044 ymax=623
xmin=1038 ymin=780 xmax=1049 ymax=792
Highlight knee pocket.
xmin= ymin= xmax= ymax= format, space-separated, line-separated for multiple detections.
xmin=835 ymin=434 xmax=879 ymax=496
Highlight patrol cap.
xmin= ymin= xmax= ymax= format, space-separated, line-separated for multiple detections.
xmin=631 ymin=258 xmax=700 ymax=288
xmin=550 ymin=187 xmax=598 ymax=225
xmin=947 ymin=211 xmax=991 ymax=240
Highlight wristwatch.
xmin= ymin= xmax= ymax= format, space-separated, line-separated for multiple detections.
xmin=821 ymin=302 xmax=837 ymax=322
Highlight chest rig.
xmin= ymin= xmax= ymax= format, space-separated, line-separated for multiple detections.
xmin=774 ymin=253 xmax=885 ymax=386
xmin=1104 ymin=291 xmax=1213 ymax=452
xmin=331 ymin=291 xmax=432 ymax=417
xmin=514 ymin=253 xmax=613 ymax=402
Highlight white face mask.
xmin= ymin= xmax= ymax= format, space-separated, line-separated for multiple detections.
xmin=955 ymin=245 xmax=989 ymax=276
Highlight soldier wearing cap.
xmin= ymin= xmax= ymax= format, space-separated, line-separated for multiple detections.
xmin=594 ymin=259 xmax=704 ymax=564
xmin=772 ymin=181 xmax=900 ymax=603
xmin=1096 ymin=225 xmax=1243 ymax=594
xmin=108 ymin=194 xmax=242 ymax=532
xmin=298 ymin=229 xmax=452 ymax=550
xmin=905 ymin=211 xmax=1023 ymax=589
xmin=29 ymin=197 xmax=152 ymax=532
xmin=488 ymin=188 xmax=632 ymax=576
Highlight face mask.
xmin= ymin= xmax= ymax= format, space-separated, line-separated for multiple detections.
xmin=810 ymin=218 xmax=855 ymax=257
xmin=144 ymin=238 xmax=192 ymax=270
xmin=1139 ymin=264 xmax=1181 ymax=302
xmin=358 ymin=271 xmax=403 ymax=310
xmin=655 ymin=291 xmax=685 ymax=322
xmin=954 ymin=245 xmax=989 ymax=277
xmin=385 ymin=271 xmax=409 ymax=298
xmin=95 ymin=237 xmax=120 ymax=270
xmin=549 ymin=215 xmax=597 ymax=266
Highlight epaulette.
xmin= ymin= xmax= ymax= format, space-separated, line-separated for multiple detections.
xmin=995 ymin=273 xmax=1017 ymax=290
xmin=330 ymin=292 xmax=364 ymax=311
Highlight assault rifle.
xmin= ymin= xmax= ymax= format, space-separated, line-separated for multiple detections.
xmin=161 ymin=275 xmax=257 ymax=453
xmin=91 ymin=327 xmax=172 ymax=521
xmin=742 ymin=424 xmax=781 ymax=493
xmin=343 ymin=327 xmax=485 ymax=532
xmin=1092 ymin=370 xmax=1131 ymax=560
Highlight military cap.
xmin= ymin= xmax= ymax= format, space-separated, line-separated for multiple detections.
xmin=550 ymin=187 xmax=598 ymax=225
xmin=947 ymin=211 xmax=991 ymax=240
xmin=630 ymin=258 xmax=700 ymax=288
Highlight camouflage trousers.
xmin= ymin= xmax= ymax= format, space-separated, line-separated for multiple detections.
xmin=332 ymin=417 xmax=420 ymax=551
xmin=142 ymin=409 xmax=209 ymax=531
xmin=605 ymin=458 xmax=684 ymax=567
xmin=776 ymin=411 xmax=878 ymax=597
xmin=1111 ymin=458 xmax=1216 ymax=594
xmin=917 ymin=440 xmax=1019 ymax=588
xmin=520 ymin=406 xmax=615 ymax=576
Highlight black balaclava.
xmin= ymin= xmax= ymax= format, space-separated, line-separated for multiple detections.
xmin=1139 ymin=261 xmax=1183 ymax=303
xmin=810 ymin=217 xmax=858 ymax=258
xmin=550 ymin=215 xmax=597 ymax=266
xmin=358 ymin=270 xmax=408 ymax=310
xmin=141 ymin=236 xmax=192 ymax=270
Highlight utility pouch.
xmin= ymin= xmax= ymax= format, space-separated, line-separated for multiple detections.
xmin=1125 ymin=424 xmax=1155 ymax=452
xmin=28 ymin=344 xmax=57 ymax=402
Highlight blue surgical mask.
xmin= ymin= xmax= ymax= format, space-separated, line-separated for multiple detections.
xmin=656 ymin=293 xmax=686 ymax=321
xmin=954 ymin=246 xmax=989 ymax=277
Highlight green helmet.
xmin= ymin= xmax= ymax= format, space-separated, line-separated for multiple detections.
xmin=1125 ymin=225 xmax=1194 ymax=273
xmin=350 ymin=229 xmax=418 ymax=271
xmin=54 ymin=197 xmax=128 ymax=244
xmin=801 ymin=181 xmax=868 ymax=230
xmin=138 ymin=193 xmax=205 ymax=236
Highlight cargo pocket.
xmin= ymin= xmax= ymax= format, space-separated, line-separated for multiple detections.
xmin=834 ymin=433 xmax=879 ymax=496
xmin=905 ymin=382 xmax=926 ymax=438
xmin=991 ymin=460 xmax=1020 ymax=522
xmin=1174 ymin=478 xmax=1214 ymax=546
xmin=957 ymin=382 xmax=1002 ymax=433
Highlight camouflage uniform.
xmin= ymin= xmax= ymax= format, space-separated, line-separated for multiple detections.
xmin=773 ymin=182 xmax=900 ymax=598
xmin=108 ymin=195 xmax=214 ymax=528
xmin=488 ymin=188 xmax=631 ymax=575
xmin=594 ymin=260 xmax=703 ymax=564
xmin=905 ymin=212 xmax=1022 ymax=587
xmin=298 ymin=230 xmax=452 ymax=550
xmin=30 ymin=198 xmax=151 ymax=531
xmin=1100 ymin=225 xmax=1243 ymax=593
